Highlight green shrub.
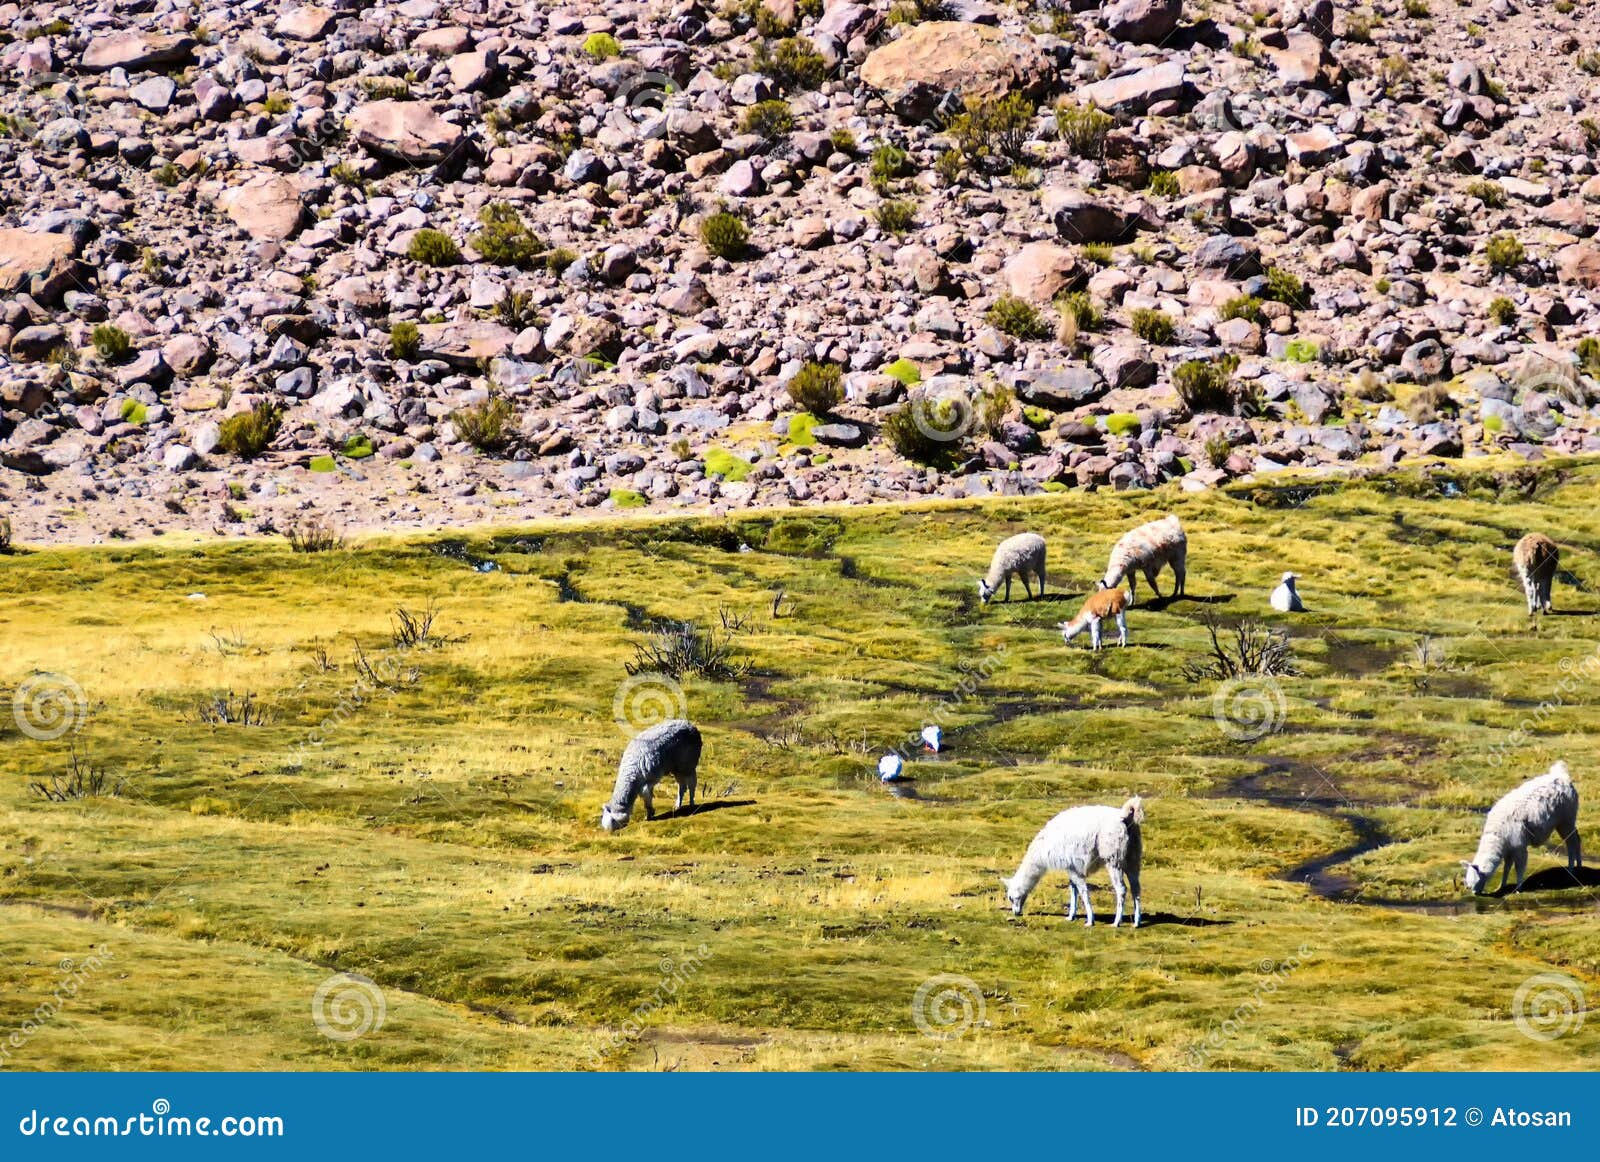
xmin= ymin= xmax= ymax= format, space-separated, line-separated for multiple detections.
xmin=544 ymin=247 xmax=578 ymax=274
xmin=263 ymin=92 xmax=291 ymax=115
xmin=1173 ymin=355 xmax=1244 ymax=414
xmin=1080 ymin=242 xmax=1113 ymax=266
xmin=1466 ymin=179 xmax=1506 ymax=208
xmin=216 ymin=401 xmax=284 ymax=459
xmin=1130 ymin=308 xmax=1175 ymax=344
xmin=1105 ymin=412 xmax=1141 ymax=437
xmin=1263 ymin=266 xmax=1311 ymax=309
xmin=359 ymin=76 xmax=411 ymax=100
xmin=1283 ymin=339 xmax=1320 ymax=363
xmin=1055 ymin=101 xmax=1115 ymax=159
xmin=875 ymin=199 xmax=915 ymax=235
xmin=1403 ymin=0 xmax=1428 ymax=16
xmin=882 ymin=397 xmax=964 ymax=465
xmin=1219 ymin=295 xmax=1264 ymax=323
xmin=787 ymin=361 xmax=843 ymax=415
xmin=869 ymin=144 xmax=910 ymax=192
xmin=91 ymin=325 xmax=131 ymax=363
xmin=1578 ymin=337 xmax=1600 ymax=374
xmin=986 ymin=294 xmax=1052 ymax=340
xmin=1487 ymin=296 xmax=1517 ymax=326
xmin=119 ymin=400 xmax=148 ymax=425
xmin=610 ymin=488 xmax=648 ymax=508
xmin=582 ymin=33 xmax=621 ymax=60
xmin=828 ymin=128 xmax=857 ymax=154
xmin=471 ymin=203 xmax=544 ymax=268
xmin=740 ymin=99 xmax=794 ymax=137
xmin=1483 ymin=414 xmax=1504 ymax=433
xmin=700 ymin=211 xmax=749 ymax=259
xmin=407 ymin=228 xmax=460 ymax=266
xmin=1485 ymin=233 xmax=1524 ymax=273
xmin=883 ymin=358 xmax=921 ymax=386
xmin=1203 ymin=434 xmax=1233 ymax=468
xmin=452 ymin=395 xmax=516 ymax=453
xmin=0 ymin=516 xmax=11 ymax=553
xmin=308 ymin=455 xmax=337 ymax=473
xmin=948 ymin=92 xmax=1036 ymax=164
xmin=390 ymin=321 xmax=421 ymax=360
xmin=935 ymin=148 xmax=964 ymax=185
xmin=1057 ymin=291 xmax=1101 ymax=333
xmin=754 ymin=36 xmax=829 ymax=91
xmin=343 ymin=434 xmax=375 ymax=459
xmin=1147 ymin=170 xmax=1180 ymax=197
xmin=154 ymin=162 xmax=181 ymax=187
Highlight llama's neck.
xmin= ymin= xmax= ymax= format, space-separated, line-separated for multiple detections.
xmin=1007 ymin=857 xmax=1047 ymax=903
xmin=1061 ymin=612 xmax=1090 ymax=640
xmin=1471 ymin=832 xmax=1505 ymax=878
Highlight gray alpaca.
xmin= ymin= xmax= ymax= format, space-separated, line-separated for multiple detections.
xmin=600 ymin=719 xmax=702 ymax=832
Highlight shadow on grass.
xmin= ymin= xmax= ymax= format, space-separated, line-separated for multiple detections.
xmin=1145 ymin=592 xmax=1235 ymax=611
xmin=655 ymin=799 xmax=758 ymax=821
xmin=1493 ymin=865 xmax=1600 ymax=896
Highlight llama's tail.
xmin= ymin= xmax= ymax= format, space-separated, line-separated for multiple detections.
xmin=1121 ymin=796 xmax=1145 ymax=825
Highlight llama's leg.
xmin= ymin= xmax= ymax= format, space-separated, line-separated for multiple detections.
xmin=687 ymin=771 xmax=697 ymax=810
xmin=1145 ymin=566 xmax=1161 ymax=600
xmin=1115 ymin=610 xmax=1127 ymax=647
xmin=1110 ymin=866 xmax=1125 ymax=927
xmin=1499 ymin=858 xmax=1512 ymax=893
xmin=1174 ymin=555 xmax=1186 ymax=597
xmin=1127 ymin=868 xmax=1141 ymax=928
xmin=1004 ymin=576 xmax=1012 ymax=603
xmin=1126 ymin=573 xmax=1137 ymax=606
xmin=1566 ymin=826 xmax=1583 ymax=868
xmin=1064 ymin=878 xmax=1077 ymax=922
xmin=1020 ymin=575 xmax=1033 ymax=600
xmin=1078 ymin=878 xmax=1095 ymax=927
xmin=642 ymin=784 xmax=656 ymax=821
xmin=1089 ymin=618 xmax=1102 ymax=651
xmin=1036 ymin=567 xmax=1046 ymax=598
xmin=1515 ymin=848 xmax=1529 ymax=891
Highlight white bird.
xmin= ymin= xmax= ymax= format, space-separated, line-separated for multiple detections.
xmin=877 ymin=753 xmax=906 ymax=782
xmin=920 ymin=725 xmax=943 ymax=753
xmin=1270 ymin=572 xmax=1304 ymax=613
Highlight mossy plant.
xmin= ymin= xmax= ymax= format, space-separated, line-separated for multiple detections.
xmin=703 ymin=447 xmax=752 ymax=482
xmin=118 ymin=399 xmax=148 ymax=425
xmin=407 ymin=229 xmax=460 ymax=267
xmin=1104 ymin=413 xmax=1141 ymax=437
xmin=883 ymin=358 xmax=921 ymax=387
xmin=609 ymin=489 xmax=648 ymax=508
xmin=308 ymin=454 xmax=337 ymax=472
xmin=582 ymin=32 xmax=621 ymax=60
xmin=343 ymin=435 xmax=375 ymax=460
xmin=1283 ymin=339 xmax=1320 ymax=363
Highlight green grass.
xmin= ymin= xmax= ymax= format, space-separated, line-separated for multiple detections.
xmin=703 ymin=448 xmax=752 ymax=482
xmin=5 ymin=463 xmax=1600 ymax=1070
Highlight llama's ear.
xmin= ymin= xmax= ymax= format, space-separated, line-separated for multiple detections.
xmin=1460 ymin=861 xmax=1475 ymax=871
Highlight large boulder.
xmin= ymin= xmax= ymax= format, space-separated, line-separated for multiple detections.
xmin=347 ymin=100 xmax=465 ymax=164
xmin=1078 ymin=60 xmax=1188 ymax=116
xmin=1103 ymin=0 xmax=1182 ymax=44
xmin=80 ymin=32 xmax=195 ymax=72
xmin=219 ymin=174 xmax=306 ymax=242
xmin=1556 ymin=243 xmax=1600 ymax=290
xmin=414 ymin=320 xmax=516 ymax=366
xmin=861 ymin=22 xmax=1050 ymax=119
xmin=1003 ymin=242 xmax=1084 ymax=302
xmin=1043 ymin=188 xmax=1137 ymax=243
xmin=0 ymin=228 xmax=80 ymax=302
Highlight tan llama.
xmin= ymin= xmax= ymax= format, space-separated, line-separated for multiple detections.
xmin=1058 ymin=584 xmax=1131 ymax=651
xmin=1513 ymin=533 xmax=1559 ymax=614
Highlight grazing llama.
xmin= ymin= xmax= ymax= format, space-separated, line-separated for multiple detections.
xmin=1058 ymin=584 xmax=1131 ymax=651
xmin=978 ymin=532 xmax=1047 ymax=604
xmin=1513 ymin=533 xmax=1559 ymax=614
xmin=1102 ymin=515 xmax=1186 ymax=605
xmin=1003 ymin=797 xmax=1145 ymax=927
xmin=1463 ymin=761 xmax=1581 ymax=895
xmin=600 ymin=719 xmax=702 ymax=831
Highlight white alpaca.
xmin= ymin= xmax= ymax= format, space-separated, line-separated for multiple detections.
xmin=1058 ymin=584 xmax=1130 ymax=651
xmin=600 ymin=719 xmax=702 ymax=831
xmin=1270 ymin=572 xmax=1304 ymax=612
xmin=978 ymin=532 xmax=1047 ymax=604
xmin=1003 ymin=797 xmax=1144 ymax=927
xmin=1102 ymin=515 xmax=1186 ymax=605
xmin=1513 ymin=533 xmax=1558 ymax=614
xmin=1463 ymin=761 xmax=1581 ymax=895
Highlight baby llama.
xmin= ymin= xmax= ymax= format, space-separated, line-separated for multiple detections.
xmin=1058 ymin=584 xmax=1131 ymax=651
xmin=1003 ymin=797 xmax=1144 ymax=927
xmin=978 ymin=532 xmax=1047 ymax=604
xmin=1102 ymin=515 xmax=1186 ymax=605
xmin=1513 ymin=533 xmax=1559 ymax=614
xmin=600 ymin=719 xmax=702 ymax=831
xmin=1463 ymin=760 xmax=1581 ymax=894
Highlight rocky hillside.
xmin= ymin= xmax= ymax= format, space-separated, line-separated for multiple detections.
xmin=2 ymin=0 xmax=1599 ymax=542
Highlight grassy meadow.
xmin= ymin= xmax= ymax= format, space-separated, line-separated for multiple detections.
xmin=3 ymin=461 xmax=1600 ymax=1071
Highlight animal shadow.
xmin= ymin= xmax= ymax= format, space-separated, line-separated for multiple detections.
xmin=1494 ymin=865 xmax=1600 ymax=896
xmin=656 ymin=799 xmax=757 ymax=821
xmin=1145 ymin=592 xmax=1235 ymax=612
xmin=1137 ymin=911 xmax=1233 ymax=928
